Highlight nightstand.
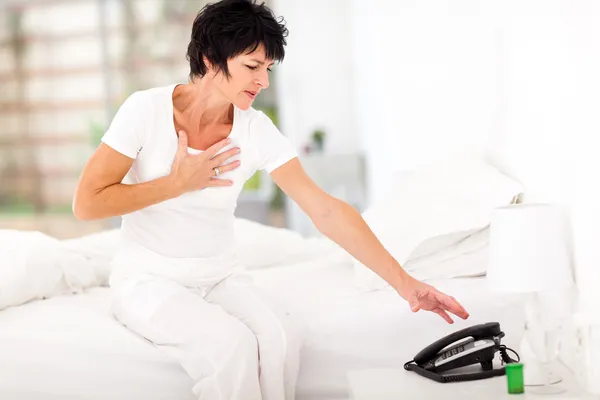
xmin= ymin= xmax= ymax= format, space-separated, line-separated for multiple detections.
xmin=347 ymin=361 xmax=596 ymax=400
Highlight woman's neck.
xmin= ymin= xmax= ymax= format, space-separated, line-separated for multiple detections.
xmin=173 ymin=79 xmax=233 ymax=127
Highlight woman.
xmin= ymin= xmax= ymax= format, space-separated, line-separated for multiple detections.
xmin=73 ymin=0 xmax=469 ymax=399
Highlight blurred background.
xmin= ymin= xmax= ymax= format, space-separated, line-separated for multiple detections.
xmin=1 ymin=0 xmax=599 ymax=246
xmin=0 ymin=0 xmax=367 ymax=239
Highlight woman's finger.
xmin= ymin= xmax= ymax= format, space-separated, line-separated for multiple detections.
xmin=433 ymin=308 xmax=454 ymax=324
xmin=210 ymin=147 xmax=240 ymax=166
xmin=450 ymin=296 xmax=470 ymax=318
xmin=436 ymin=292 xmax=470 ymax=319
xmin=408 ymin=295 xmax=421 ymax=312
xmin=204 ymin=138 xmax=232 ymax=158
xmin=214 ymin=160 xmax=241 ymax=174
xmin=176 ymin=130 xmax=189 ymax=157
xmin=207 ymin=178 xmax=234 ymax=187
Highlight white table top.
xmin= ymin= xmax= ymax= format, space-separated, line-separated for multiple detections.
xmin=347 ymin=362 xmax=595 ymax=400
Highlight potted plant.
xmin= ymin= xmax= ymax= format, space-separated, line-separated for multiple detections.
xmin=311 ymin=129 xmax=326 ymax=152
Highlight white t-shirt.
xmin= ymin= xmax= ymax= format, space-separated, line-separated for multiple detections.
xmin=101 ymin=84 xmax=297 ymax=285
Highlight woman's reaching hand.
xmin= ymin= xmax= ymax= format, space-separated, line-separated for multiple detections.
xmin=396 ymin=275 xmax=470 ymax=324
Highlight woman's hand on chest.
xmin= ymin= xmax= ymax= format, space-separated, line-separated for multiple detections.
xmin=169 ymin=130 xmax=241 ymax=196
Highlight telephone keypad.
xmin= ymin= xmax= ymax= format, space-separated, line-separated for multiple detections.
xmin=442 ymin=346 xmax=464 ymax=360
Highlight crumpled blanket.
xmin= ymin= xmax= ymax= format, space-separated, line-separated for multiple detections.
xmin=0 ymin=229 xmax=100 ymax=310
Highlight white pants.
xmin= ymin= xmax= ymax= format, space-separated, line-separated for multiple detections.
xmin=110 ymin=272 xmax=301 ymax=400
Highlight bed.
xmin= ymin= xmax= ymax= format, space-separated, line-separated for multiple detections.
xmin=0 ymin=154 xmax=528 ymax=399
xmin=0 ymin=252 xmax=525 ymax=400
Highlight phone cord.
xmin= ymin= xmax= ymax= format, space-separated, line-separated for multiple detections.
xmin=499 ymin=344 xmax=520 ymax=364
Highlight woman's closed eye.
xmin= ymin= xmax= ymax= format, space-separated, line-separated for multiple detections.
xmin=246 ymin=65 xmax=272 ymax=72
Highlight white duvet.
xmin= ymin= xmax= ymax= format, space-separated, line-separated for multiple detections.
xmin=0 ymin=210 xmax=492 ymax=312
xmin=0 ymin=230 xmax=100 ymax=310
xmin=0 ymin=221 xmax=304 ymax=309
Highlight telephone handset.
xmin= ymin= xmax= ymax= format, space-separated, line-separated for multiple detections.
xmin=404 ymin=322 xmax=520 ymax=383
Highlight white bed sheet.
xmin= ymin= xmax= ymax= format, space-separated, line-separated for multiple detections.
xmin=0 ymin=257 xmax=525 ymax=400
xmin=0 ymin=287 xmax=195 ymax=400
xmin=250 ymin=262 xmax=526 ymax=400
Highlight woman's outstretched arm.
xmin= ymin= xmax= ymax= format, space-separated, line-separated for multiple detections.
xmin=270 ymin=158 xmax=470 ymax=324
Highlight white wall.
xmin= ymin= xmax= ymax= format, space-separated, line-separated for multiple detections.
xmin=486 ymin=0 xmax=579 ymax=205
xmin=272 ymin=0 xmax=358 ymax=154
xmin=485 ymin=0 xmax=600 ymax=300
xmin=351 ymin=0 xmax=498 ymax=205
xmin=486 ymin=1 xmax=600 ymax=390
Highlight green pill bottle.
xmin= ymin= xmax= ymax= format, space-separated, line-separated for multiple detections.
xmin=506 ymin=363 xmax=525 ymax=394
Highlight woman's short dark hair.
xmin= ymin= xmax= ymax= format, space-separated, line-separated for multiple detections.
xmin=186 ymin=0 xmax=288 ymax=81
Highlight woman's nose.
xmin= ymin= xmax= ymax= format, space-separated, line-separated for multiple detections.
xmin=256 ymin=70 xmax=269 ymax=89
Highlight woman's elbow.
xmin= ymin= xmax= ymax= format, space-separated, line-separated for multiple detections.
xmin=72 ymin=201 xmax=90 ymax=221
xmin=72 ymin=193 xmax=97 ymax=221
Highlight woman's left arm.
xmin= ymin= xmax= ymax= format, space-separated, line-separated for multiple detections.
xmin=271 ymin=158 xmax=470 ymax=323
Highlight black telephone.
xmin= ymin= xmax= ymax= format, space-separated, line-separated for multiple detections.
xmin=404 ymin=322 xmax=520 ymax=383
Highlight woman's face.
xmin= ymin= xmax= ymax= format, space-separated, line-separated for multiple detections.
xmin=211 ymin=44 xmax=274 ymax=110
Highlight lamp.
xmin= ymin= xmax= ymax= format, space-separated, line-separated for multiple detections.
xmin=487 ymin=203 xmax=574 ymax=394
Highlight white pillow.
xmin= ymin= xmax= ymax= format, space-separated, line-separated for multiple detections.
xmin=353 ymin=152 xmax=523 ymax=290
xmin=404 ymin=228 xmax=489 ymax=281
xmin=408 ymin=244 xmax=489 ymax=282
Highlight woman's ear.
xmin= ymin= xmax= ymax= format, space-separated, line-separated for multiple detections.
xmin=202 ymin=56 xmax=214 ymax=73
xmin=203 ymin=57 xmax=229 ymax=81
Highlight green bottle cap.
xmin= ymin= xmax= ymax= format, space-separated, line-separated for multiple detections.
xmin=506 ymin=363 xmax=525 ymax=394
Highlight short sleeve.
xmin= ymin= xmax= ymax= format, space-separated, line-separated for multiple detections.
xmin=252 ymin=111 xmax=298 ymax=173
xmin=100 ymin=91 xmax=149 ymax=159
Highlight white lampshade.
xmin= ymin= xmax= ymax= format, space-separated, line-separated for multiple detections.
xmin=487 ymin=203 xmax=574 ymax=293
